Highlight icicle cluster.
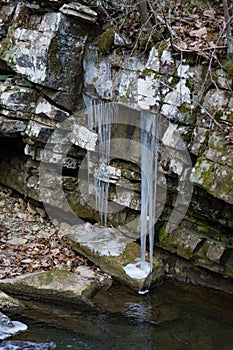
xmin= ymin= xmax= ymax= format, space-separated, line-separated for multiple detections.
xmin=84 ymin=95 xmax=117 ymax=226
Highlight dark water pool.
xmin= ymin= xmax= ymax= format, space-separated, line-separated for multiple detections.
xmin=3 ymin=280 xmax=233 ymax=350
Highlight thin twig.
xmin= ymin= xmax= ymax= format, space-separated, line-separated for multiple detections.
xmin=223 ymin=0 xmax=233 ymax=57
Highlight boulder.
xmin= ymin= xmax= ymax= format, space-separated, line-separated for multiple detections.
xmin=65 ymin=222 xmax=165 ymax=291
xmin=0 ymin=291 xmax=24 ymax=311
xmin=0 ymin=269 xmax=112 ymax=303
xmin=0 ymin=6 xmax=90 ymax=110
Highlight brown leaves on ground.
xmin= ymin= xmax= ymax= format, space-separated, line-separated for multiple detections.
xmin=0 ymin=185 xmax=89 ymax=280
xmin=0 ymin=232 xmax=88 ymax=279
xmin=102 ymin=0 xmax=232 ymax=60
xmin=169 ymin=3 xmax=229 ymax=60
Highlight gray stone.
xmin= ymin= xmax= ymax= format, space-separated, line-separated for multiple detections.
xmin=5 ymin=236 xmax=27 ymax=245
xmin=206 ymin=242 xmax=225 ymax=263
xmin=24 ymin=121 xmax=54 ymax=144
xmin=176 ymin=232 xmax=203 ymax=259
xmin=114 ymin=32 xmax=131 ymax=47
xmin=0 ymin=269 xmax=112 ymax=303
xmin=161 ymin=80 xmax=191 ymax=119
xmin=203 ymin=89 xmax=229 ymax=113
xmin=162 ymin=123 xmax=188 ymax=151
xmin=191 ymin=158 xmax=233 ymax=204
xmin=109 ymin=186 xmax=141 ymax=211
xmin=66 ymin=223 xmax=165 ymax=291
xmin=216 ymin=68 xmax=232 ymax=89
xmin=220 ymin=248 xmax=233 ymax=277
xmin=0 ymin=117 xmax=26 ymax=135
xmin=137 ymin=75 xmax=160 ymax=110
xmin=0 ymin=80 xmax=39 ymax=118
xmin=190 ymin=126 xmax=209 ymax=156
xmin=146 ymin=46 xmax=160 ymax=72
xmin=35 ymin=98 xmax=70 ymax=122
xmin=0 ymin=291 xmax=24 ymax=311
xmin=1 ymin=10 xmax=89 ymax=108
xmin=69 ymin=121 xmax=98 ymax=151
xmin=60 ymin=2 xmax=97 ymax=23
xmin=205 ymin=130 xmax=233 ymax=168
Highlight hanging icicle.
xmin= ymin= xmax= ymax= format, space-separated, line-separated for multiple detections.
xmin=140 ymin=111 xmax=160 ymax=280
xmin=84 ymin=93 xmax=118 ymax=226
xmin=124 ymin=112 xmax=160 ymax=294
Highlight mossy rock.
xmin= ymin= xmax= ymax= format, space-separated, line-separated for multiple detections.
xmin=159 ymin=225 xmax=169 ymax=243
xmin=0 ymin=270 xmax=103 ymax=303
xmin=221 ymin=59 xmax=233 ymax=76
xmin=66 ymin=225 xmax=164 ymax=291
xmin=191 ymin=158 xmax=233 ymax=204
xmin=155 ymin=41 xmax=168 ymax=58
xmin=98 ymin=30 xmax=115 ymax=55
xmin=197 ymin=223 xmax=221 ymax=238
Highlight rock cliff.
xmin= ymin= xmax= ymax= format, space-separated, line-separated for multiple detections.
xmin=0 ymin=0 xmax=233 ymax=284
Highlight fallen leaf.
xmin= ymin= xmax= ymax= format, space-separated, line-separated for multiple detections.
xmin=203 ymin=9 xmax=215 ymax=18
xmin=208 ymin=41 xmax=218 ymax=48
xmin=189 ymin=27 xmax=207 ymax=38
xmin=21 ymin=258 xmax=34 ymax=264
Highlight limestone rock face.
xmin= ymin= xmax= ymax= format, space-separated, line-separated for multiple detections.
xmin=0 ymin=0 xmax=233 ymax=288
xmin=0 ymin=3 xmax=91 ymax=110
xmin=83 ymin=44 xmax=233 ymax=206
xmin=191 ymin=158 xmax=233 ymax=204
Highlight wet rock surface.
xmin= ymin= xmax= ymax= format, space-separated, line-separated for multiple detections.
xmin=0 ymin=340 xmax=56 ymax=349
xmin=66 ymin=222 xmax=165 ymax=291
xmin=0 ymin=269 xmax=112 ymax=303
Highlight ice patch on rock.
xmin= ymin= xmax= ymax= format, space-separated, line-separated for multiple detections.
xmin=0 ymin=312 xmax=27 ymax=340
xmin=0 ymin=340 xmax=56 ymax=349
xmin=75 ymin=224 xmax=130 ymax=257
xmin=123 ymin=261 xmax=150 ymax=280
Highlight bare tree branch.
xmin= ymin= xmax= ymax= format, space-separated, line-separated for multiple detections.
xmin=223 ymin=0 xmax=233 ymax=57
xmin=137 ymin=1 xmax=153 ymax=32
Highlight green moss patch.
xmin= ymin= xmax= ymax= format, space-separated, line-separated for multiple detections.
xmin=98 ymin=30 xmax=115 ymax=54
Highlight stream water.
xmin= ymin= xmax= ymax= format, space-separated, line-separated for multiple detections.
xmin=2 ymin=280 xmax=233 ymax=350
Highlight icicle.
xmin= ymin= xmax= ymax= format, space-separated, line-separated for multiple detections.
xmin=84 ymin=93 xmax=118 ymax=226
xmin=93 ymin=102 xmax=118 ymax=225
xmin=140 ymin=112 xmax=160 ymax=286
xmin=94 ymin=161 xmax=110 ymax=226
xmin=83 ymin=94 xmax=94 ymax=187
xmin=83 ymin=58 xmax=117 ymax=224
